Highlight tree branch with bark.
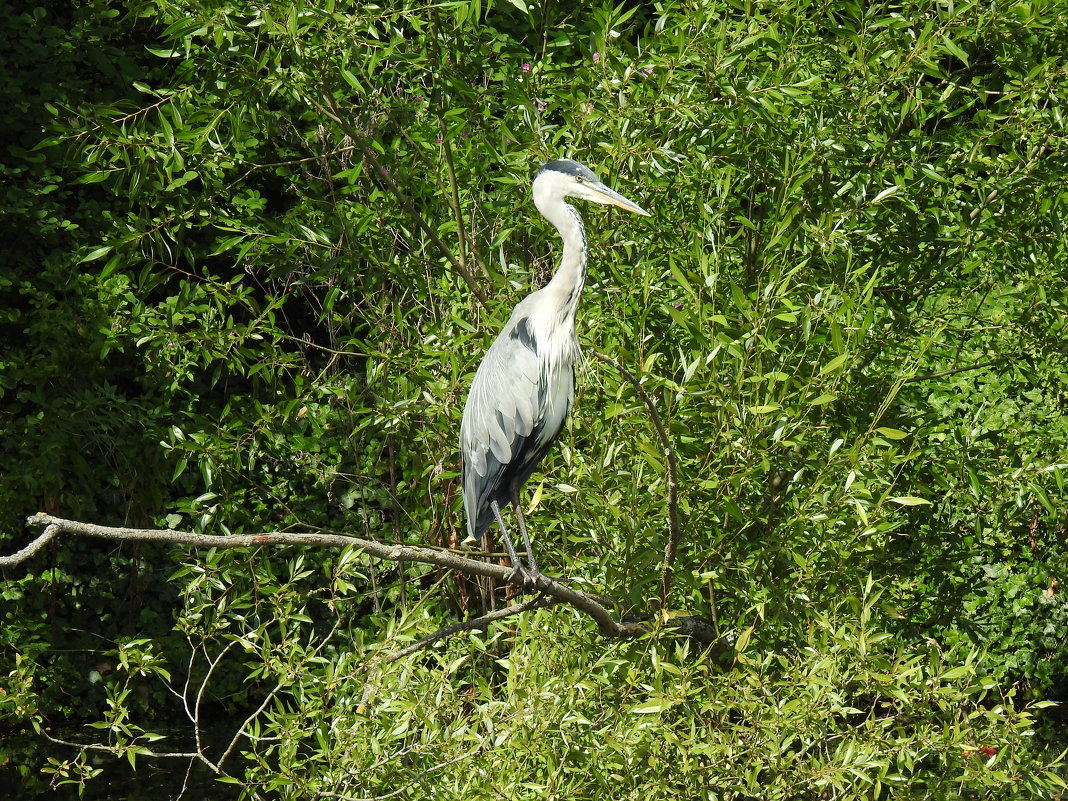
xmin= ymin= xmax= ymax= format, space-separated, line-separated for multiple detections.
xmin=9 ymin=513 xmax=721 ymax=650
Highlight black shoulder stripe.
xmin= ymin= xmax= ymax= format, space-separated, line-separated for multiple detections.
xmin=509 ymin=316 xmax=538 ymax=355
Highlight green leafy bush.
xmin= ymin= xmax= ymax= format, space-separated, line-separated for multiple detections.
xmin=2 ymin=0 xmax=1066 ymax=797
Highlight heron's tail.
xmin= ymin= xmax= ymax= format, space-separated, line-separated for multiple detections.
xmin=461 ymin=504 xmax=494 ymax=549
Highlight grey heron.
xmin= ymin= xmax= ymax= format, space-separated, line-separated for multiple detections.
xmin=460 ymin=158 xmax=649 ymax=586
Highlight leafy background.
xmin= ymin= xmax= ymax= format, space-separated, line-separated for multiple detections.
xmin=1 ymin=0 xmax=1066 ymax=798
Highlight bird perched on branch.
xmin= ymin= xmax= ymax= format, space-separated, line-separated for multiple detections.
xmin=460 ymin=158 xmax=649 ymax=586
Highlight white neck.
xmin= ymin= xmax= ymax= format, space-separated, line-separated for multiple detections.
xmin=533 ymin=188 xmax=587 ymax=326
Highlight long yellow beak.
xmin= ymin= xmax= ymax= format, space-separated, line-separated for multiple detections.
xmin=590 ymin=182 xmax=651 ymax=216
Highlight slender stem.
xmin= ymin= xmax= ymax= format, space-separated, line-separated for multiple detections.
xmin=383 ymin=595 xmax=554 ymax=665
xmin=40 ymin=732 xmax=198 ymax=759
xmin=309 ymin=88 xmax=490 ymax=308
xmin=903 ymin=359 xmax=999 ymax=383
xmin=591 ymin=351 xmax=681 ymax=612
xmin=192 ymin=639 xmax=238 ymax=764
xmin=438 ymin=118 xmax=470 ymax=277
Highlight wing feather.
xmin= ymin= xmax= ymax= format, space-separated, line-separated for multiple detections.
xmin=462 ymin=320 xmax=542 ymax=468
xmin=460 ymin=307 xmax=547 ymax=540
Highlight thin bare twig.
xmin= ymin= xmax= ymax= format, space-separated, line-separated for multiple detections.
xmin=189 ymin=639 xmax=238 ymax=760
xmin=39 ymin=730 xmax=262 ymax=801
xmin=216 ymin=678 xmax=287 ymax=773
xmin=40 ymin=731 xmax=198 ymax=760
xmin=384 ymin=594 xmax=555 ymax=664
xmin=354 ymin=595 xmax=556 ymax=714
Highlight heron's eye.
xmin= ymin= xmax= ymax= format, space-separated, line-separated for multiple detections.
xmin=575 ymin=176 xmax=585 ymax=184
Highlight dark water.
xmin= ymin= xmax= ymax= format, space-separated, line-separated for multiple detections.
xmin=1 ymin=725 xmax=242 ymax=800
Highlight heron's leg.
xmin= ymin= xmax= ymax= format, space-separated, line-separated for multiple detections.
xmin=509 ymin=483 xmax=539 ymax=575
xmin=490 ymin=499 xmax=530 ymax=586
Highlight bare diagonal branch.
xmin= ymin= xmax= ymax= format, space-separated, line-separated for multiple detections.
xmin=0 ymin=523 xmax=58 ymax=567
xmin=16 ymin=513 xmax=718 ymax=648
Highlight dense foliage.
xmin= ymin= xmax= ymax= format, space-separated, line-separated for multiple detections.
xmin=2 ymin=0 xmax=1067 ymax=797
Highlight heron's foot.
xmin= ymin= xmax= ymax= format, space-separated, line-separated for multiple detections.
xmin=505 ymin=565 xmax=550 ymax=593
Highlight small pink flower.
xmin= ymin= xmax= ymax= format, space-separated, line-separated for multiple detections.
xmin=521 ymin=62 xmax=532 ymax=73
xmin=642 ymin=67 xmax=653 ymax=76
xmin=536 ymin=100 xmax=547 ymax=112
xmin=592 ymin=52 xmax=600 ymax=63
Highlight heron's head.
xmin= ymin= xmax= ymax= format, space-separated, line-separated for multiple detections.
xmin=533 ymin=159 xmax=650 ymax=216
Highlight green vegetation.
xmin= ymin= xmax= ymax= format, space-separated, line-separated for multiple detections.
xmin=2 ymin=0 xmax=1067 ymax=797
